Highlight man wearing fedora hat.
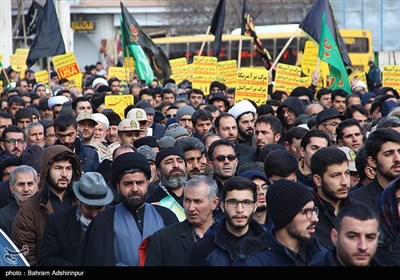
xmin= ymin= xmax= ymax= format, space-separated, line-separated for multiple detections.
xmin=316 ymin=108 xmax=346 ymax=145
xmin=39 ymin=172 xmax=113 ymax=266
xmin=77 ymin=152 xmax=178 ymax=266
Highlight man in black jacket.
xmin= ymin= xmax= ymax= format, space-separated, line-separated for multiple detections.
xmin=76 ymin=152 xmax=178 ymax=266
xmin=39 ymin=172 xmax=114 ymax=266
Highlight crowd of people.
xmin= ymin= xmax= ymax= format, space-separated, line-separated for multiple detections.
xmin=0 ymin=59 xmax=398 ymax=267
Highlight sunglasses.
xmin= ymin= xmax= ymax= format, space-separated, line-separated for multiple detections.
xmin=213 ymin=154 xmax=237 ymax=162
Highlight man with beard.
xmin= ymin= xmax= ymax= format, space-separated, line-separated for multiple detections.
xmin=147 ymin=147 xmax=188 ymax=218
xmin=311 ymin=147 xmax=352 ymax=249
xmin=228 ymin=100 xmax=257 ymax=147
xmin=77 ymin=152 xmax=178 ymax=266
xmin=350 ymin=128 xmax=400 ymax=212
xmin=310 ymin=203 xmax=380 ymax=266
xmin=39 ymin=172 xmax=113 ymax=266
xmin=174 ymin=137 xmax=207 ymax=179
xmin=239 ymin=115 xmax=282 ymax=167
xmin=0 ymin=126 xmax=27 ymax=160
xmin=11 ymin=145 xmax=81 ymax=266
xmin=239 ymin=170 xmax=270 ymax=227
xmin=236 ymin=179 xmax=327 ymax=266
xmin=189 ymin=176 xmax=266 ymax=266
xmin=53 ymin=114 xmax=99 ymax=173
xmin=214 ymin=113 xmax=255 ymax=162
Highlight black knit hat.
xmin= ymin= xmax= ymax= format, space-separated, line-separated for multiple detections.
xmin=133 ymin=136 xmax=159 ymax=149
xmin=155 ymin=146 xmax=185 ymax=167
xmin=22 ymin=145 xmax=44 ymax=173
xmin=111 ymin=152 xmax=151 ymax=188
xmin=15 ymin=108 xmax=33 ymax=123
xmin=267 ymin=179 xmax=314 ymax=230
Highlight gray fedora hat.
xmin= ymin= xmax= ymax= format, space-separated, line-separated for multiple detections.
xmin=72 ymin=172 xmax=113 ymax=206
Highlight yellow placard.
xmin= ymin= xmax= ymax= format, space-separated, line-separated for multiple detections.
xmin=274 ymin=63 xmax=302 ymax=94
xmin=108 ymin=67 xmax=129 ymax=82
xmin=170 ymin=57 xmax=192 ymax=84
xmin=235 ymin=68 xmax=268 ymax=106
xmin=349 ymin=70 xmax=367 ymax=85
xmin=300 ymin=41 xmax=329 ymax=79
xmin=169 ymin=57 xmax=187 ymax=68
xmin=105 ymin=95 xmax=134 ymax=119
xmin=382 ymin=65 xmax=400 ymax=93
xmin=192 ymin=55 xmax=217 ymax=95
xmin=217 ymin=60 xmax=237 ymax=89
xmin=68 ymin=73 xmax=83 ymax=90
xmin=10 ymin=50 xmax=28 ymax=72
xmin=35 ymin=70 xmax=49 ymax=85
xmin=53 ymin=52 xmax=81 ymax=82
xmin=123 ymin=57 xmax=135 ymax=72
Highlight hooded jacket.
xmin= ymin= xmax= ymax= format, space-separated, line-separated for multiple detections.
xmin=11 ymin=145 xmax=81 ymax=266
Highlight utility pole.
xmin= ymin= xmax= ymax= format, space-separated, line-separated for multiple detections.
xmin=0 ymin=0 xmax=13 ymax=66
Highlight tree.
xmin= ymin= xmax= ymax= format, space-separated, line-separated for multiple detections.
xmin=164 ymin=0 xmax=315 ymax=36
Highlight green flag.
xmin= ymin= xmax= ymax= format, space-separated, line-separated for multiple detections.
xmin=120 ymin=3 xmax=154 ymax=85
xmin=318 ymin=12 xmax=351 ymax=94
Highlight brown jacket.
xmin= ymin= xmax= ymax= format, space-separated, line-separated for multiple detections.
xmin=11 ymin=145 xmax=81 ymax=266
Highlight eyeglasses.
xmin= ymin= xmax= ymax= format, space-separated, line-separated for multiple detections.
xmin=225 ymin=199 xmax=254 ymax=208
xmin=322 ymin=122 xmax=339 ymax=127
xmin=3 ymin=139 xmax=26 ymax=144
xmin=300 ymin=206 xmax=319 ymax=220
xmin=256 ymin=184 xmax=269 ymax=191
xmin=213 ymin=154 xmax=237 ymax=162
xmin=166 ymin=114 xmax=176 ymax=118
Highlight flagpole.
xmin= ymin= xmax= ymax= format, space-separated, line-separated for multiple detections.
xmin=125 ymin=45 xmax=134 ymax=83
xmin=47 ymin=57 xmax=52 ymax=91
xmin=199 ymin=26 xmax=211 ymax=56
xmin=268 ymin=26 xmax=299 ymax=75
xmin=2 ymin=68 xmax=11 ymax=85
xmin=237 ymin=35 xmax=243 ymax=71
xmin=314 ymin=57 xmax=322 ymax=87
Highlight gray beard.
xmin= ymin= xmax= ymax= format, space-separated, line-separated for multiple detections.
xmin=161 ymin=174 xmax=187 ymax=189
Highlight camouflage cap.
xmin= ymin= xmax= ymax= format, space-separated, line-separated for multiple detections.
xmin=126 ymin=108 xmax=147 ymax=121
xmin=118 ymin=118 xmax=142 ymax=132
xmin=76 ymin=112 xmax=98 ymax=125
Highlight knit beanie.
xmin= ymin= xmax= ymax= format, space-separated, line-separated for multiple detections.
xmin=176 ymin=105 xmax=195 ymax=122
xmin=164 ymin=123 xmax=188 ymax=139
xmin=134 ymin=100 xmax=155 ymax=115
xmin=15 ymin=108 xmax=33 ymax=122
xmin=137 ymin=145 xmax=156 ymax=163
xmin=133 ymin=136 xmax=159 ymax=149
xmin=158 ymin=136 xmax=176 ymax=150
xmin=155 ymin=146 xmax=185 ymax=167
xmin=26 ymin=106 xmax=40 ymax=120
xmin=22 ymin=145 xmax=44 ymax=173
xmin=111 ymin=152 xmax=151 ymax=188
xmin=267 ymin=179 xmax=314 ymax=230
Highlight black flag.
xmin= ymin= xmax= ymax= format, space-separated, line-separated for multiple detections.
xmin=120 ymin=2 xmax=172 ymax=81
xmin=241 ymin=0 xmax=273 ymax=70
xmin=210 ymin=0 xmax=226 ymax=58
xmin=26 ymin=1 xmax=43 ymax=36
xmin=26 ymin=0 xmax=65 ymax=68
xmin=299 ymin=0 xmax=351 ymax=67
